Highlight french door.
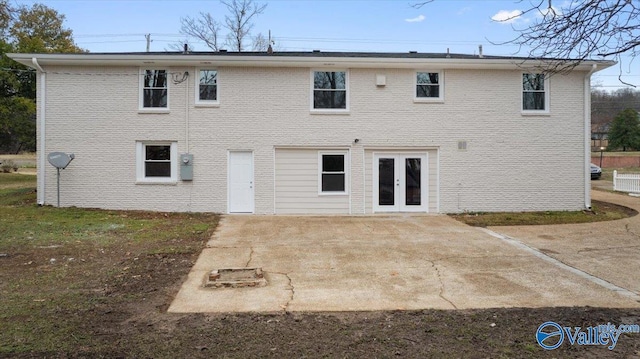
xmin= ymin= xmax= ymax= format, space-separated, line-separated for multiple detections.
xmin=373 ymin=153 xmax=427 ymax=212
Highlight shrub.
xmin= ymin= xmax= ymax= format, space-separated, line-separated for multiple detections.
xmin=1 ymin=160 xmax=17 ymax=173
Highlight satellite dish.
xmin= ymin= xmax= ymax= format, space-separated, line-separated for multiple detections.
xmin=48 ymin=152 xmax=75 ymax=169
xmin=47 ymin=152 xmax=75 ymax=207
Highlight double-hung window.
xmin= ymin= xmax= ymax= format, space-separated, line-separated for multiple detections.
xmin=319 ymin=152 xmax=348 ymax=194
xmin=141 ymin=69 xmax=168 ymax=109
xmin=196 ymin=69 xmax=218 ymax=105
xmin=136 ymin=142 xmax=177 ymax=183
xmin=312 ymin=71 xmax=347 ymax=110
xmin=415 ymin=71 xmax=443 ymax=102
xmin=522 ymin=73 xmax=548 ymax=112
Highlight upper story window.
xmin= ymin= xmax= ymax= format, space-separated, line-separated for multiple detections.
xmin=136 ymin=141 xmax=177 ymax=183
xmin=415 ymin=71 xmax=443 ymax=102
xmin=141 ymin=69 xmax=168 ymax=109
xmin=312 ymin=71 xmax=347 ymax=110
xmin=522 ymin=73 xmax=548 ymax=112
xmin=196 ymin=69 xmax=218 ymax=105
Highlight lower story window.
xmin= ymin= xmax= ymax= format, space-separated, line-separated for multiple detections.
xmin=136 ymin=142 xmax=177 ymax=182
xmin=319 ymin=152 xmax=348 ymax=194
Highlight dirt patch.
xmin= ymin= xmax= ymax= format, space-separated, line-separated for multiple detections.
xmin=3 ymin=245 xmax=640 ymax=358
xmin=593 ymin=199 xmax=639 ymax=217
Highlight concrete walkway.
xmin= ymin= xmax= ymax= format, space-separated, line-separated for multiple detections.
xmin=489 ymin=189 xmax=640 ymax=299
xmin=169 ymin=194 xmax=640 ymax=312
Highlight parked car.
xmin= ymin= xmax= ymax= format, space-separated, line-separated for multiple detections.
xmin=591 ymin=163 xmax=602 ymax=180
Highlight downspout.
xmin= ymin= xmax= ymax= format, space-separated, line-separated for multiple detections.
xmin=32 ymin=58 xmax=46 ymax=206
xmin=185 ymin=71 xmax=191 ymax=211
xmin=584 ymin=64 xmax=597 ymax=210
xmin=185 ymin=71 xmax=189 ymax=152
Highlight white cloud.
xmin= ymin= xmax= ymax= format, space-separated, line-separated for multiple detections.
xmin=405 ymin=15 xmax=425 ymax=23
xmin=457 ymin=6 xmax=472 ymax=15
xmin=491 ymin=9 xmax=523 ymax=23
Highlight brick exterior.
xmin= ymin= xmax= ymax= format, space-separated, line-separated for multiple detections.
xmin=37 ymin=63 xmax=590 ymax=214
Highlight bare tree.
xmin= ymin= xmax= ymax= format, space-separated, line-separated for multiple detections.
xmin=222 ymin=0 xmax=267 ymax=51
xmin=251 ymin=32 xmax=271 ymax=51
xmin=174 ymin=0 xmax=266 ymax=52
xmin=414 ymin=1 xmax=640 ymax=86
xmin=178 ymin=12 xmax=222 ymax=51
xmin=166 ymin=38 xmax=195 ymax=52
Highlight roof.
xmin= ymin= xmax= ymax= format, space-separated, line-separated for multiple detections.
xmin=8 ymin=50 xmax=616 ymax=72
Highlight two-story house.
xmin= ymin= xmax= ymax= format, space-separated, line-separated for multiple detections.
xmin=9 ymin=51 xmax=612 ymax=214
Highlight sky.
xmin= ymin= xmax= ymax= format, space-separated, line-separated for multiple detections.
xmin=11 ymin=0 xmax=639 ymax=91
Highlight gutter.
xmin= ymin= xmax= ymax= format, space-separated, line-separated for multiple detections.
xmin=32 ymin=57 xmax=46 ymax=205
xmin=584 ymin=64 xmax=597 ymax=210
xmin=7 ymin=53 xmax=616 ymax=72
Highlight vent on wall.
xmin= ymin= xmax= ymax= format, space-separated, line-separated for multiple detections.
xmin=458 ymin=140 xmax=467 ymax=151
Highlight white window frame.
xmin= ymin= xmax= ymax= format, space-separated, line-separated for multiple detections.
xmin=136 ymin=141 xmax=178 ymax=183
xmin=521 ymin=73 xmax=550 ymax=115
xmin=195 ymin=68 xmax=219 ymax=107
xmin=310 ymin=70 xmax=349 ymax=113
xmin=139 ymin=68 xmax=170 ymax=113
xmin=318 ymin=151 xmax=349 ymax=195
xmin=414 ymin=71 xmax=444 ymax=103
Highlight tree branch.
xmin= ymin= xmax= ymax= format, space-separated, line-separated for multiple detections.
xmin=179 ymin=12 xmax=221 ymax=51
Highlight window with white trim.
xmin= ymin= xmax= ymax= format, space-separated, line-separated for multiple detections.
xmin=312 ymin=71 xmax=347 ymax=110
xmin=522 ymin=73 xmax=548 ymax=112
xmin=415 ymin=71 xmax=442 ymax=100
xmin=136 ymin=142 xmax=177 ymax=183
xmin=319 ymin=152 xmax=348 ymax=194
xmin=140 ymin=69 xmax=168 ymax=109
xmin=196 ymin=69 xmax=218 ymax=104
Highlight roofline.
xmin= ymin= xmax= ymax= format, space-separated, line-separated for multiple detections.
xmin=7 ymin=52 xmax=616 ymax=72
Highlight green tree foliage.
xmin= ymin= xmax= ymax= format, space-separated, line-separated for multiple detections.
xmin=0 ymin=96 xmax=35 ymax=152
xmin=10 ymin=3 xmax=84 ymax=54
xmin=0 ymin=1 xmax=83 ymax=153
xmin=607 ymin=109 xmax=640 ymax=152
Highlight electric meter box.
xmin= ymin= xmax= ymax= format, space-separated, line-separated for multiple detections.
xmin=180 ymin=153 xmax=193 ymax=181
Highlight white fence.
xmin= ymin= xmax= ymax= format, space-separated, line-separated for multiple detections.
xmin=613 ymin=170 xmax=640 ymax=193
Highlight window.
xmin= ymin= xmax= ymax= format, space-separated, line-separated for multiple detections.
xmin=140 ymin=69 xmax=168 ymax=109
xmin=136 ymin=142 xmax=177 ymax=183
xmin=416 ymin=72 xmax=442 ymax=100
xmin=312 ymin=71 xmax=347 ymax=110
xmin=522 ymin=73 xmax=548 ymax=112
xmin=319 ymin=152 xmax=348 ymax=194
xmin=196 ymin=69 xmax=218 ymax=104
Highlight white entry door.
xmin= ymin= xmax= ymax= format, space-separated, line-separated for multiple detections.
xmin=228 ymin=151 xmax=254 ymax=213
xmin=373 ymin=153 xmax=428 ymax=212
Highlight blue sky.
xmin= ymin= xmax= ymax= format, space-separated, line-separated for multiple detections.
xmin=12 ymin=0 xmax=639 ymax=90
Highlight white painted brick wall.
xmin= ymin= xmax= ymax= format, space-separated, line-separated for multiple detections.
xmin=39 ymin=64 xmax=589 ymax=213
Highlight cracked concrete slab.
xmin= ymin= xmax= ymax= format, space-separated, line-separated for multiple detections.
xmin=169 ymin=248 xmax=292 ymax=312
xmin=169 ymin=204 xmax=640 ymax=313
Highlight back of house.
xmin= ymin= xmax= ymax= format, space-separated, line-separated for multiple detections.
xmin=9 ymin=51 xmax=612 ymax=214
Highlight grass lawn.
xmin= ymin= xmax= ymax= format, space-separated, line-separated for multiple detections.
xmin=0 ymin=173 xmax=219 ymax=355
xmin=2 ymin=173 xmax=640 ymax=358
xmin=450 ymin=200 xmax=636 ymax=227
xmin=591 ymin=151 xmax=640 ymax=157
xmin=601 ymin=167 xmax=640 ymax=182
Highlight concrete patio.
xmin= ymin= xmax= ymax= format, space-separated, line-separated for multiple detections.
xmin=169 ymin=191 xmax=640 ymax=312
